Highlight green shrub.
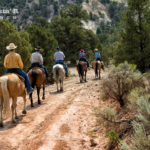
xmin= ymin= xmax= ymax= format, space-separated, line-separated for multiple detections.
xmin=102 ymin=62 xmax=145 ymax=107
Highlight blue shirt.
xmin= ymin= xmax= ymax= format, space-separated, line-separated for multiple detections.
xmin=95 ymin=52 xmax=101 ymax=59
xmin=79 ymin=52 xmax=86 ymax=59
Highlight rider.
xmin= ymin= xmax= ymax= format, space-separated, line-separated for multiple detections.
xmin=53 ymin=46 xmax=69 ymax=77
xmin=94 ymin=48 xmax=104 ymax=70
xmin=4 ymin=43 xmax=33 ymax=94
xmin=28 ymin=46 xmax=49 ymax=79
xmin=79 ymin=49 xmax=89 ymax=67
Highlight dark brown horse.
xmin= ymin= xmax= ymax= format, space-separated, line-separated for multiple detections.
xmin=92 ymin=60 xmax=101 ymax=79
xmin=77 ymin=61 xmax=87 ymax=83
xmin=28 ymin=68 xmax=46 ymax=107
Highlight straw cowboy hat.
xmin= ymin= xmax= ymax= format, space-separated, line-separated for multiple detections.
xmin=6 ymin=43 xmax=17 ymax=50
xmin=35 ymin=46 xmax=41 ymax=51
xmin=94 ymin=48 xmax=98 ymax=52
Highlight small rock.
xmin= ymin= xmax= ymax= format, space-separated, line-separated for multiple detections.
xmin=93 ymin=127 xmax=99 ymax=132
xmin=90 ymin=139 xmax=97 ymax=147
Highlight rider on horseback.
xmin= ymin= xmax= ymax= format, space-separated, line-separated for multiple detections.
xmin=53 ymin=46 xmax=69 ymax=77
xmin=94 ymin=48 xmax=104 ymax=70
xmin=79 ymin=49 xmax=89 ymax=68
xmin=28 ymin=46 xmax=49 ymax=79
xmin=4 ymin=43 xmax=33 ymax=94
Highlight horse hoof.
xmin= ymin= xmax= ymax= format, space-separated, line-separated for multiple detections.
xmin=12 ymin=120 xmax=16 ymax=123
xmin=0 ymin=123 xmax=3 ymax=127
xmin=38 ymin=101 xmax=41 ymax=105
xmin=31 ymin=105 xmax=34 ymax=107
xmin=22 ymin=110 xmax=27 ymax=114
xmin=15 ymin=116 xmax=19 ymax=119
xmin=42 ymin=97 xmax=45 ymax=100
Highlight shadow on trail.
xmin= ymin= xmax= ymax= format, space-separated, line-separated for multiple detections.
xmin=49 ymin=91 xmax=65 ymax=95
xmin=26 ymin=101 xmax=46 ymax=111
xmin=0 ymin=114 xmax=26 ymax=131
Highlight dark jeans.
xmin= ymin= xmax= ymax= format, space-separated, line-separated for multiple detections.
xmin=79 ymin=58 xmax=89 ymax=67
xmin=54 ymin=60 xmax=68 ymax=75
xmin=28 ymin=63 xmax=49 ymax=78
xmin=96 ymin=58 xmax=102 ymax=61
xmin=6 ymin=68 xmax=32 ymax=92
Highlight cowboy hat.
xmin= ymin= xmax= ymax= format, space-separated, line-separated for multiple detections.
xmin=94 ymin=48 xmax=98 ymax=52
xmin=6 ymin=43 xmax=17 ymax=50
xmin=56 ymin=46 xmax=60 ymax=50
xmin=35 ymin=46 xmax=41 ymax=51
xmin=80 ymin=49 xmax=85 ymax=53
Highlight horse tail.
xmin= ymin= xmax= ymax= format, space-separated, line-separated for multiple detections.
xmin=95 ymin=61 xmax=98 ymax=76
xmin=31 ymin=69 xmax=37 ymax=88
xmin=1 ymin=76 xmax=10 ymax=117
xmin=78 ymin=63 xmax=83 ymax=76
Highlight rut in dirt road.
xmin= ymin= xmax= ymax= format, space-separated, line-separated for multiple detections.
xmin=0 ymin=68 xmax=108 ymax=150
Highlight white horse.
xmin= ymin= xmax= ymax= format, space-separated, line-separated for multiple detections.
xmin=53 ymin=64 xmax=65 ymax=92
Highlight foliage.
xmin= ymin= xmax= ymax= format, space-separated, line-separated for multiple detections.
xmin=50 ymin=5 xmax=101 ymax=63
xmin=115 ymin=0 xmax=150 ymax=72
xmin=60 ymin=4 xmax=89 ymax=21
xmin=105 ymin=129 xmax=120 ymax=145
xmin=120 ymin=97 xmax=150 ymax=150
xmin=25 ymin=22 xmax=57 ymax=72
xmin=0 ymin=20 xmax=32 ymax=74
xmin=102 ymin=62 xmax=145 ymax=107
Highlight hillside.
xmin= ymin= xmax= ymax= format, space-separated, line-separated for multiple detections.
xmin=0 ymin=0 xmax=125 ymax=31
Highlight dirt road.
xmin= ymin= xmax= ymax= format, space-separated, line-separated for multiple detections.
xmin=0 ymin=67 xmax=108 ymax=150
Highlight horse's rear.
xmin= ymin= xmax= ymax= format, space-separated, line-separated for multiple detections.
xmin=77 ymin=61 xmax=87 ymax=83
xmin=28 ymin=68 xmax=46 ymax=107
xmin=53 ymin=64 xmax=65 ymax=92
xmin=0 ymin=74 xmax=26 ymax=127
xmin=92 ymin=60 xmax=101 ymax=79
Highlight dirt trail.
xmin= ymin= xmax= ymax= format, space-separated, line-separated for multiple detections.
xmin=0 ymin=67 xmax=108 ymax=150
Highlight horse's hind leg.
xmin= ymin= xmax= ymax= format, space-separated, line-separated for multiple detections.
xmin=11 ymin=97 xmax=17 ymax=123
xmin=37 ymin=87 xmax=41 ymax=105
xmin=56 ymin=81 xmax=59 ymax=92
xmin=22 ymin=94 xmax=27 ymax=114
xmin=0 ymin=98 xmax=3 ymax=127
xmin=30 ymin=93 xmax=34 ymax=107
xmin=99 ymin=70 xmax=101 ymax=80
xmin=60 ymin=79 xmax=63 ymax=91
xmin=85 ymin=71 xmax=87 ymax=82
xmin=42 ymin=84 xmax=45 ymax=100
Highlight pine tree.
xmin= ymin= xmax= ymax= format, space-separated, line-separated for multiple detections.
xmin=115 ymin=0 xmax=150 ymax=72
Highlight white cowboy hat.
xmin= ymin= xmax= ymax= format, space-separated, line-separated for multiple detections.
xmin=6 ymin=43 xmax=17 ymax=50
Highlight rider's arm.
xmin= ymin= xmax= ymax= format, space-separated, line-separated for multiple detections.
xmin=18 ymin=55 xmax=24 ymax=69
xmin=4 ymin=55 xmax=8 ymax=68
xmin=39 ymin=54 xmax=43 ymax=64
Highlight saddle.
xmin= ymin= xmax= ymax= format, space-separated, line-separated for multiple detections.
xmin=6 ymin=71 xmax=25 ymax=82
xmin=28 ymin=63 xmax=44 ymax=73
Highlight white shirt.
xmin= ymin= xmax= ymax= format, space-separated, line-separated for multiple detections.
xmin=30 ymin=52 xmax=43 ymax=64
xmin=54 ymin=51 xmax=65 ymax=61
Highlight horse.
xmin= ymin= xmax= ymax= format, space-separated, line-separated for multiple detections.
xmin=28 ymin=68 xmax=46 ymax=107
xmin=77 ymin=61 xmax=87 ymax=83
xmin=0 ymin=74 xmax=27 ymax=127
xmin=53 ymin=64 xmax=65 ymax=92
xmin=92 ymin=60 xmax=101 ymax=79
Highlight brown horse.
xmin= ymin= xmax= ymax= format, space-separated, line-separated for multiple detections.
xmin=0 ymin=74 xmax=27 ymax=127
xmin=92 ymin=60 xmax=101 ymax=79
xmin=28 ymin=68 xmax=46 ymax=107
xmin=77 ymin=61 xmax=87 ymax=83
